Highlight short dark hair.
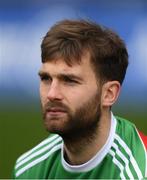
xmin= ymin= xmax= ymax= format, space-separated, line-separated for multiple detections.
xmin=41 ymin=19 xmax=128 ymax=85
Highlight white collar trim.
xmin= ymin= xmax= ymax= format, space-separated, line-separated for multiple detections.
xmin=61 ymin=112 xmax=117 ymax=172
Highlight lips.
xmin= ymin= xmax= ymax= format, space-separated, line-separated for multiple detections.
xmin=46 ymin=107 xmax=67 ymax=116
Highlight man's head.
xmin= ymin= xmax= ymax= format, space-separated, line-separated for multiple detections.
xmin=39 ymin=19 xmax=129 ymax=138
xmin=41 ymin=19 xmax=128 ymax=85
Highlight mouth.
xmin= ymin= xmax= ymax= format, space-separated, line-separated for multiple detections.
xmin=46 ymin=107 xmax=67 ymax=116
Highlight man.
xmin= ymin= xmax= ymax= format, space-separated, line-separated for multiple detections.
xmin=13 ymin=19 xmax=147 ymax=179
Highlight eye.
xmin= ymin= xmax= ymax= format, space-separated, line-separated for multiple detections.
xmin=39 ymin=74 xmax=52 ymax=82
xmin=63 ymin=76 xmax=79 ymax=85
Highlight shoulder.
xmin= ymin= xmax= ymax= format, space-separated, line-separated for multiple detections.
xmin=113 ymin=116 xmax=147 ymax=178
xmin=16 ymin=134 xmax=62 ymax=163
xmin=115 ymin=116 xmax=135 ymax=130
xmin=115 ymin=116 xmax=146 ymax=146
xmin=115 ymin=116 xmax=147 ymax=149
xmin=13 ymin=134 xmax=62 ymax=178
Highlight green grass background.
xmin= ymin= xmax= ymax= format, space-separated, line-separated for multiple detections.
xmin=0 ymin=102 xmax=147 ymax=178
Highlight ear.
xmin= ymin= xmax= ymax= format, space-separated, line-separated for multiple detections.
xmin=101 ymin=81 xmax=121 ymax=107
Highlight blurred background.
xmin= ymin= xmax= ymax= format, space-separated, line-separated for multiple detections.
xmin=0 ymin=0 xmax=147 ymax=178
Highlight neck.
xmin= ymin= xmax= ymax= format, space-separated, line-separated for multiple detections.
xmin=63 ymin=111 xmax=111 ymax=165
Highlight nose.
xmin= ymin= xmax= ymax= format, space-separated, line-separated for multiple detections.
xmin=47 ymin=80 xmax=63 ymax=101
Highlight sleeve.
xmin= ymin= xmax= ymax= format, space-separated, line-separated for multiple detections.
xmin=138 ymin=131 xmax=147 ymax=178
xmin=138 ymin=131 xmax=147 ymax=150
xmin=11 ymin=167 xmax=16 ymax=179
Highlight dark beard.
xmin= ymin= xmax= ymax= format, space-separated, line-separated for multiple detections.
xmin=61 ymin=95 xmax=101 ymax=144
xmin=42 ymin=91 xmax=101 ymax=143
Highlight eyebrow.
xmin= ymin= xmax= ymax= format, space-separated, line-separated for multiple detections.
xmin=38 ymin=70 xmax=83 ymax=82
xmin=38 ymin=71 xmax=49 ymax=77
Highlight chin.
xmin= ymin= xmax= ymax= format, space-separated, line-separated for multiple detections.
xmin=44 ymin=119 xmax=68 ymax=135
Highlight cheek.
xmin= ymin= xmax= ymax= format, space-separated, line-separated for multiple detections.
xmin=65 ymin=88 xmax=93 ymax=109
xmin=40 ymin=85 xmax=48 ymax=104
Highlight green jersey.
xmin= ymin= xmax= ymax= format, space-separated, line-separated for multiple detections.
xmin=13 ymin=114 xmax=147 ymax=179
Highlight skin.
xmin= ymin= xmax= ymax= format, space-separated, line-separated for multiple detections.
xmin=39 ymin=52 xmax=120 ymax=165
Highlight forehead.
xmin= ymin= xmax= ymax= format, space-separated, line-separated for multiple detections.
xmin=40 ymin=54 xmax=96 ymax=78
